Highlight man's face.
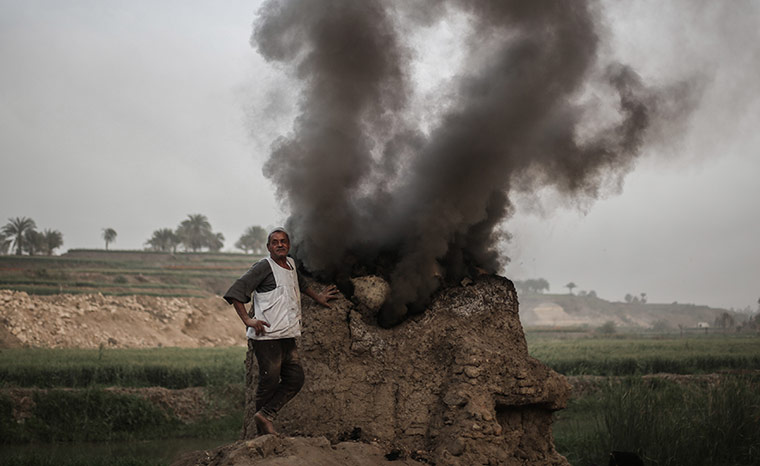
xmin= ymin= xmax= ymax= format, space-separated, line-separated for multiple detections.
xmin=267 ymin=232 xmax=290 ymax=260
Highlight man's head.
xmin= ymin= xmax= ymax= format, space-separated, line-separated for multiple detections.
xmin=267 ymin=227 xmax=290 ymax=261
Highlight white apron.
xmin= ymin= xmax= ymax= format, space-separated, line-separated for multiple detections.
xmin=247 ymin=256 xmax=302 ymax=340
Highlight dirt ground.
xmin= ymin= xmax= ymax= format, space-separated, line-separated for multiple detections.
xmin=0 ymin=289 xmax=244 ymax=349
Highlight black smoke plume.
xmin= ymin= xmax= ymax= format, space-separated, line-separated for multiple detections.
xmin=252 ymin=0 xmax=694 ymax=327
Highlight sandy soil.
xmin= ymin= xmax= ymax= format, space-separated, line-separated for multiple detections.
xmin=0 ymin=289 xmax=244 ymax=349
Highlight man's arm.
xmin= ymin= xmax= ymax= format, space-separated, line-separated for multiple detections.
xmin=223 ymin=260 xmax=276 ymax=336
xmin=230 ymin=298 xmax=270 ymax=335
xmin=303 ymin=284 xmax=340 ymax=308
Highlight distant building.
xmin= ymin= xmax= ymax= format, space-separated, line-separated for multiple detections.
xmin=697 ymin=322 xmax=710 ymax=328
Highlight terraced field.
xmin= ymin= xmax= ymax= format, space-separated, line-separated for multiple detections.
xmin=0 ymin=250 xmax=264 ymax=298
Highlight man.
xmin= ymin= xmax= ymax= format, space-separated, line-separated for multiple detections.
xmin=224 ymin=227 xmax=338 ymax=435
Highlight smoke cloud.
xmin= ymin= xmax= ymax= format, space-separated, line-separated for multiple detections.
xmin=252 ymin=0 xmax=695 ymax=327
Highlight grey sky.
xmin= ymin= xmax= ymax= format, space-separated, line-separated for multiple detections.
xmin=1 ymin=1 xmax=758 ymax=311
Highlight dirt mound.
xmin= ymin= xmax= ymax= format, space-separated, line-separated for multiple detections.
xmin=0 ymin=290 xmax=243 ymax=348
xmin=234 ymin=275 xmax=570 ymax=466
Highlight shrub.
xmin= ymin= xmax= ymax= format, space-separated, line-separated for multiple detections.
xmin=113 ymin=275 xmax=129 ymax=284
xmin=596 ymin=320 xmax=617 ymax=335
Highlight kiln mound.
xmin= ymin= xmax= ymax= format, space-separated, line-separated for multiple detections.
xmin=178 ymin=275 xmax=570 ymax=465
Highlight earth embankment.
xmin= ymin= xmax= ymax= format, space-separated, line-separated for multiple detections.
xmin=0 ymin=289 xmax=243 ymax=349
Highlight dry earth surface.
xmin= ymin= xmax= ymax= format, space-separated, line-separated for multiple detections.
xmin=0 ymin=289 xmax=243 ymax=348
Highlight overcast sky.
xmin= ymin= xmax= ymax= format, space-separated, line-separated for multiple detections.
xmin=2 ymin=1 xmax=758 ymax=311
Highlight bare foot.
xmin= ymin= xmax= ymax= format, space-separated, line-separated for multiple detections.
xmin=254 ymin=411 xmax=276 ymax=435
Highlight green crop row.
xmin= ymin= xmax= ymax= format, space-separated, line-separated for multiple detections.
xmin=546 ymin=354 xmax=760 ymax=375
xmin=0 ymin=279 xmax=196 ymax=289
xmin=0 ymin=365 xmax=241 ymax=389
xmin=554 ymin=375 xmax=760 ymax=466
xmin=53 ymin=269 xmax=241 ymax=278
xmin=528 ymin=335 xmax=760 ymax=375
xmin=0 ymin=347 xmax=247 ymax=388
xmin=0 ymin=256 xmax=152 ymax=269
xmin=1 ymin=286 xmax=207 ymax=298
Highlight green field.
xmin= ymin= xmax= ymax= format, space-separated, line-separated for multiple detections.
xmin=0 ymin=250 xmax=263 ymax=298
xmin=528 ymin=334 xmax=760 ymax=466
xmin=527 ymin=333 xmax=760 ymax=375
xmin=554 ymin=375 xmax=760 ymax=466
xmin=2 ymin=336 xmax=759 ymax=465
xmin=0 ymin=347 xmax=247 ymax=389
xmin=0 ymin=347 xmax=248 ymax=465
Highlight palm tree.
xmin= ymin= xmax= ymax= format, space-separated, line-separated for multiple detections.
xmin=176 ymin=214 xmax=213 ymax=252
xmin=23 ymin=229 xmax=44 ymax=255
xmin=145 ymin=228 xmax=180 ymax=252
xmin=0 ymin=233 xmax=11 ymax=255
xmin=207 ymin=232 xmax=225 ymax=252
xmin=102 ymin=228 xmax=117 ymax=250
xmin=235 ymin=225 xmax=267 ymax=254
xmin=42 ymin=229 xmax=64 ymax=255
xmin=2 ymin=217 xmax=37 ymax=255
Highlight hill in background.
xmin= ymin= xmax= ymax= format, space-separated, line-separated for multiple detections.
xmin=519 ymin=292 xmax=744 ymax=331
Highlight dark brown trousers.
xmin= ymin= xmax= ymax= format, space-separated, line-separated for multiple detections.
xmin=249 ymin=338 xmax=305 ymax=419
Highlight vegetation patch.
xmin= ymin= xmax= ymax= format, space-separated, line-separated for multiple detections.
xmin=0 ymin=347 xmax=247 ymax=388
xmin=554 ymin=375 xmax=760 ymax=466
xmin=527 ymin=335 xmax=760 ymax=375
xmin=2 ymin=385 xmax=244 ymax=444
xmin=26 ymin=389 xmax=176 ymax=442
xmin=0 ymin=250 xmax=259 ymax=298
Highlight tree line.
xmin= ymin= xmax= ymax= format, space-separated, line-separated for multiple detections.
xmin=144 ymin=214 xmax=267 ymax=254
xmin=1 ymin=214 xmax=268 ymax=256
xmin=1 ymin=217 xmax=63 ymax=256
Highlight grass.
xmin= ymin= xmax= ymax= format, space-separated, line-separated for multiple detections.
xmin=0 ymin=337 xmax=757 ymax=465
xmin=1 ymin=286 xmax=207 ymax=298
xmin=527 ymin=334 xmax=760 ymax=375
xmin=1 ymin=386 xmax=244 ymax=444
xmin=0 ymin=347 xmax=247 ymax=460
xmin=0 ymin=279 xmax=197 ymax=289
xmin=554 ymin=375 xmax=760 ymax=466
xmin=23 ymin=389 xmax=176 ymax=442
xmin=0 ymin=457 xmax=165 ymax=466
xmin=0 ymin=347 xmax=247 ymax=388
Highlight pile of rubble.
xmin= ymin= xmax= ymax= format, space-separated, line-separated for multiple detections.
xmin=0 ymin=290 xmax=245 ymax=348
